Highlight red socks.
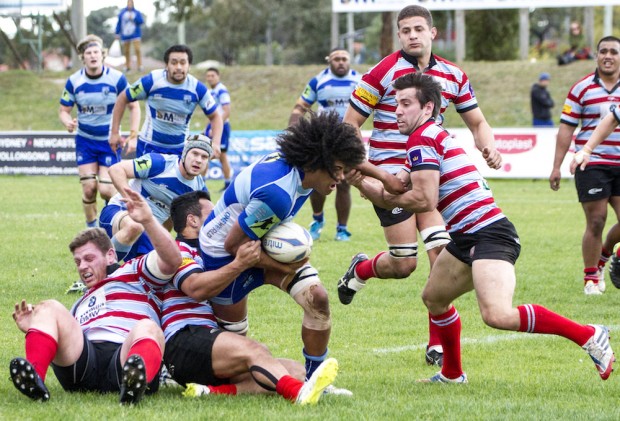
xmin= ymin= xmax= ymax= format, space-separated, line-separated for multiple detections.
xmin=207 ymin=384 xmax=238 ymax=395
xmin=356 ymin=252 xmax=386 ymax=280
xmin=517 ymin=304 xmax=595 ymax=346
xmin=275 ymin=375 xmax=304 ymax=402
xmin=430 ymin=306 xmax=462 ymax=379
xmin=127 ymin=338 xmax=162 ymax=383
xmin=428 ymin=312 xmax=442 ymax=348
xmin=25 ymin=329 xmax=58 ymax=381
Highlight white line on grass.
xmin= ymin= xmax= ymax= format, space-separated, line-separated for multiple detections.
xmin=373 ymin=325 xmax=620 ymax=354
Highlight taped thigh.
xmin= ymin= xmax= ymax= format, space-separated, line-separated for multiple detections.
xmin=288 ymin=265 xmax=331 ymax=331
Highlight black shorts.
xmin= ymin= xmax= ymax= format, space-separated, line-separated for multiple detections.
xmin=373 ymin=204 xmax=413 ymax=227
xmin=164 ymin=325 xmax=228 ymax=387
xmin=446 ymin=218 xmax=521 ymax=266
xmin=574 ymin=165 xmax=620 ymax=202
xmin=51 ymin=333 xmax=159 ymax=394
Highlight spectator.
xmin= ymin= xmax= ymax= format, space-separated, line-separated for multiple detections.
xmin=531 ymin=72 xmax=554 ymax=127
xmin=115 ymin=0 xmax=145 ymax=72
xmin=558 ymin=21 xmax=593 ymax=66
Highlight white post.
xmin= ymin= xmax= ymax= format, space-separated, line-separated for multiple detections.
xmin=455 ymin=9 xmax=465 ymax=62
xmin=519 ymin=8 xmax=529 ymax=60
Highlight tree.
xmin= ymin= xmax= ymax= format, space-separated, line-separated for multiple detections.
xmin=466 ymin=9 xmax=519 ymax=61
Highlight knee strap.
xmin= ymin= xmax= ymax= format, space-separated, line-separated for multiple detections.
xmin=79 ymin=174 xmax=97 ymax=183
xmin=216 ymin=316 xmax=249 ymax=335
xmin=288 ymin=265 xmax=331 ymax=331
xmin=420 ymin=225 xmax=451 ymax=250
xmin=388 ymin=242 xmax=418 ymax=259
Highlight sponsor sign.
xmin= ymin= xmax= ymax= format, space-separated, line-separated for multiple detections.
xmin=0 ymin=128 xmax=576 ymax=179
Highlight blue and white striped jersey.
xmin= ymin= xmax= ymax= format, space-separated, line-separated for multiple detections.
xmin=108 ymin=153 xmax=207 ymax=223
xmin=209 ymin=81 xmax=231 ymax=123
xmin=60 ymin=66 xmax=128 ymax=141
xmin=199 ymin=151 xmax=312 ymax=268
xmin=126 ymin=69 xmax=218 ymax=150
xmin=300 ymin=68 xmax=360 ymax=121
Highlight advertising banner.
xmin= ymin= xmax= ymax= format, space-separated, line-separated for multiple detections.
xmin=0 ymin=129 xmax=576 ymax=179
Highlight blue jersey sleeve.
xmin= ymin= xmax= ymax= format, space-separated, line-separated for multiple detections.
xmin=132 ymin=153 xmax=167 ymax=178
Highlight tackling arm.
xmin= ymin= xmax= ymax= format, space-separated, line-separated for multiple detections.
xmin=224 ymin=222 xmax=301 ymax=275
xmin=180 ymin=241 xmax=261 ymax=301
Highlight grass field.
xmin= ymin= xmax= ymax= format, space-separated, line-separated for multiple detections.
xmin=1 ymin=176 xmax=620 ymax=420
xmin=0 ymin=59 xmax=596 ymax=131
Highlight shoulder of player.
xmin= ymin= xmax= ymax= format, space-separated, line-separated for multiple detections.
xmin=571 ymin=71 xmax=598 ymax=92
xmin=367 ymin=50 xmax=401 ymax=76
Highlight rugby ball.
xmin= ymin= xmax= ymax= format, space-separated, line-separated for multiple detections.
xmin=262 ymin=221 xmax=313 ymax=263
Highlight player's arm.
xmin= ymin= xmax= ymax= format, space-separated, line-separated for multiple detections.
xmin=385 ymin=169 xmax=439 ymax=214
xmin=343 ymin=105 xmax=367 ymax=139
xmin=220 ymin=102 xmax=231 ymax=122
xmin=180 ymin=241 xmax=261 ymax=301
xmin=123 ymin=187 xmax=181 ymax=276
xmin=460 ymin=108 xmax=501 ymax=169
xmin=288 ymin=98 xmax=311 ymax=126
xmin=550 ymin=122 xmax=576 ymax=191
xmin=110 ymin=90 xmax=131 ymax=153
xmin=206 ymin=110 xmax=223 ymax=158
xmin=58 ymin=105 xmax=77 ymax=133
xmin=108 ymin=159 xmax=136 ymax=199
xmin=224 ymin=221 xmax=301 ymax=275
xmin=123 ymin=101 xmax=141 ymax=155
xmin=573 ymin=112 xmax=619 ymax=172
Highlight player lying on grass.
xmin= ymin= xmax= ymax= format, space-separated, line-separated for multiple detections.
xmin=10 ymin=187 xmax=181 ymax=405
xmin=344 ymin=72 xmax=615 ymax=383
xmin=159 ymin=191 xmax=339 ymax=404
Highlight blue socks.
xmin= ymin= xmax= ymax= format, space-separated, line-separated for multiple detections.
xmin=303 ymin=348 xmax=328 ymax=380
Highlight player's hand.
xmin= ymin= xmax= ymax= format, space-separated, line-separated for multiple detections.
xmin=210 ymin=143 xmax=221 ymax=160
xmin=235 ymin=241 xmax=261 ymax=269
xmin=124 ymin=132 xmax=138 ymax=156
xmin=109 ymin=132 xmax=125 ymax=153
xmin=382 ymin=173 xmax=407 ymax=194
xmin=570 ymin=150 xmax=591 ymax=173
xmin=121 ymin=187 xmax=152 ymax=223
xmin=345 ymin=169 xmax=365 ymax=188
xmin=549 ymin=169 xmax=561 ymax=191
xmin=482 ymin=147 xmax=502 ymax=169
xmin=13 ymin=299 xmax=35 ymax=333
xmin=65 ymin=118 xmax=77 ymax=133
